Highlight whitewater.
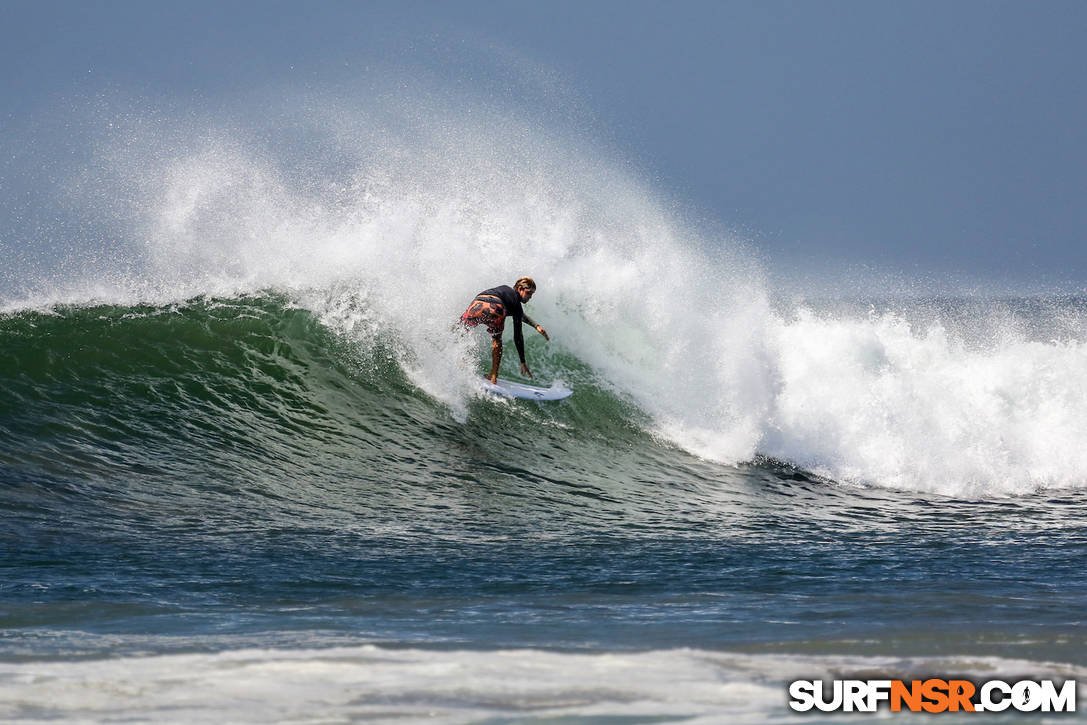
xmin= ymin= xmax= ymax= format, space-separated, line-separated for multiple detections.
xmin=7 ymin=94 xmax=1087 ymax=496
xmin=2 ymin=92 xmax=1085 ymax=722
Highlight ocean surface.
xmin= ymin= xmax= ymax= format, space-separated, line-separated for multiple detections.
xmin=2 ymin=100 xmax=1086 ymax=722
xmin=2 ymin=292 xmax=1085 ymax=723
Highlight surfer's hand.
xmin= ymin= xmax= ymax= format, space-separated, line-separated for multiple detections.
xmin=536 ymin=325 xmax=550 ymax=341
xmin=489 ymin=373 xmax=498 ymax=384
xmin=521 ymin=363 xmax=533 ymax=378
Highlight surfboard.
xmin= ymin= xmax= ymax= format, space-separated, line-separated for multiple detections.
xmin=481 ymin=377 xmax=573 ymax=401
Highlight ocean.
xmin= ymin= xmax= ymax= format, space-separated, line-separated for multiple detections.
xmin=2 ymin=104 xmax=1086 ymax=722
xmin=3 ymin=290 xmax=1085 ymax=722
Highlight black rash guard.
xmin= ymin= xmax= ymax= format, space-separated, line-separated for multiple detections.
xmin=476 ymin=285 xmax=537 ymax=364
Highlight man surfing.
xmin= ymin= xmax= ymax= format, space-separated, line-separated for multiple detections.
xmin=459 ymin=276 xmax=550 ymax=383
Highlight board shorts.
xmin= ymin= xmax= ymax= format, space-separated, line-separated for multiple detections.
xmin=460 ymin=295 xmax=506 ymax=338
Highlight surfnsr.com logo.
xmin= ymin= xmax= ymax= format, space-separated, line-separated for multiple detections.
xmin=788 ymin=679 xmax=1077 ymax=713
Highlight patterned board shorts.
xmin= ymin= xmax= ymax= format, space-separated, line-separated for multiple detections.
xmin=460 ymin=296 xmax=506 ymax=338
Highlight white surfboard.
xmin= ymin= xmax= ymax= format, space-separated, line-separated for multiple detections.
xmin=481 ymin=377 xmax=573 ymax=401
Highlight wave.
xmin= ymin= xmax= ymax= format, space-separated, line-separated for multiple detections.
xmin=763 ymin=299 xmax=1087 ymax=495
xmin=4 ymin=94 xmax=1087 ymax=497
xmin=0 ymin=296 xmax=670 ymax=535
xmin=4 ymin=292 xmax=1087 ymax=503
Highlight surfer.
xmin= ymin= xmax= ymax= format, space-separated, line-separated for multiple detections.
xmin=460 ymin=276 xmax=550 ymax=383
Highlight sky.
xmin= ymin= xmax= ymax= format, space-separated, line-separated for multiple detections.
xmin=2 ymin=0 xmax=1086 ymax=293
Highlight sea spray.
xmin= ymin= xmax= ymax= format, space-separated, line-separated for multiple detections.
xmin=4 ymin=92 xmax=1087 ymax=495
xmin=764 ymin=304 xmax=1087 ymax=495
xmin=33 ymin=93 xmax=774 ymax=454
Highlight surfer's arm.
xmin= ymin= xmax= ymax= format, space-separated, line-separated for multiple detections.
xmin=512 ymin=318 xmax=533 ymax=378
xmin=521 ymin=313 xmax=550 ymax=341
xmin=513 ymin=318 xmax=527 ymax=364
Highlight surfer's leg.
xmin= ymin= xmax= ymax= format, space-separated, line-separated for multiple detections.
xmin=484 ymin=306 xmax=507 ymax=383
xmin=489 ymin=337 xmax=502 ymax=383
xmin=462 ymin=298 xmax=506 ymax=382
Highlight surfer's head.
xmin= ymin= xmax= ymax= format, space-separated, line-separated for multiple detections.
xmin=515 ymin=276 xmax=536 ymax=302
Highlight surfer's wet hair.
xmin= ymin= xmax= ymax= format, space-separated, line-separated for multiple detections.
xmin=515 ymin=276 xmax=536 ymax=292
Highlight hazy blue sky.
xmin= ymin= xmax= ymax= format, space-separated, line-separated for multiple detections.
xmin=3 ymin=0 xmax=1086 ymax=291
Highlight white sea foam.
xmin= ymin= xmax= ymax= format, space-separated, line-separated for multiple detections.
xmin=764 ymin=307 xmax=1087 ymax=495
xmin=7 ymin=91 xmax=1087 ymax=495
xmin=1 ymin=645 xmax=1081 ymax=723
